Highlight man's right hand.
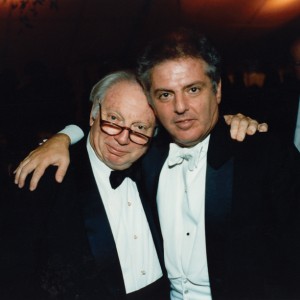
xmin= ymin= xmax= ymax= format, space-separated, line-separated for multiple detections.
xmin=14 ymin=133 xmax=71 ymax=191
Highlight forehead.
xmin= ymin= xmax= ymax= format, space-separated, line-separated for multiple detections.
xmin=102 ymin=80 xmax=155 ymax=122
xmin=103 ymin=80 xmax=145 ymax=106
xmin=150 ymin=57 xmax=209 ymax=88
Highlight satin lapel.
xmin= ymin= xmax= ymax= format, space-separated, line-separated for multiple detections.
xmin=135 ymin=166 xmax=166 ymax=274
xmin=141 ymin=142 xmax=169 ymax=239
xmin=207 ymin=118 xmax=234 ymax=169
xmin=72 ymin=141 xmax=126 ymax=295
xmin=205 ymin=119 xmax=234 ymax=297
xmin=141 ymin=142 xmax=169 ymax=203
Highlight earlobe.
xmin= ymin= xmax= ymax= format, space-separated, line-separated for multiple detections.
xmin=216 ymin=81 xmax=222 ymax=104
xmin=90 ymin=114 xmax=95 ymax=126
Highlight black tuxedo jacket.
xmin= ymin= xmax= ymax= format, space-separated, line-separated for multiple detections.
xmin=269 ymin=80 xmax=300 ymax=145
xmin=1 ymin=141 xmax=168 ymax=300
xmin=141 ymin=118 xmax=300 ymax=300
xmin=221 ymin=79 xmax=300 ymax=149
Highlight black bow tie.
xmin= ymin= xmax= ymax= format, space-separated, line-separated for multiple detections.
xmin=109 ymin=166 xmax=136 ymax=189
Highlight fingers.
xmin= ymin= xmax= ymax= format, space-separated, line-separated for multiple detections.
xmin=14 ymin=155 xmax=47 ymax=190
xmin=257 ymin=122 xmax=268 ymax=132
xmin=223 ymin=114 xmax=233 ymax=125
xmin=245 ymin=119 xmax=260 ymax=135
xmin=245 ymin=121 xmax=268 ymax=137
xmin=225 ymin=114 xmax=269 ymax=142
xmin=236 ymin=118 xmax=263 ymax=141
xmin=29 ymin=167 xmax=46 ymax=191
xmin=228 ymin=114 xmax=253 ymax=141
xmin=55 ymin=161 xmax=69 ymax=183
xmin=13 ymin=133 xmax=71 ymax=191
xmin=14 ymin=153 xmax=37 ymax=188
xmin=16 ymin=158 xmax=69 ymax=191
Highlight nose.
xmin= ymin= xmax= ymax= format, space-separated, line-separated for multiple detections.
xmin=115 ymin=128 xmax=130 ymax=145
xmin=174 ymin=94 xmax=188 ymax=114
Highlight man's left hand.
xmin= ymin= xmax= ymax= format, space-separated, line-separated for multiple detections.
xmin=224 ymin=113 xmax=268 ymax=141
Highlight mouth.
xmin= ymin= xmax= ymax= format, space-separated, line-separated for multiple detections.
xmin=106 ymin=144 xmax=128 ymax=156
xmin=174 ymin=118 xmax=195 ymax=130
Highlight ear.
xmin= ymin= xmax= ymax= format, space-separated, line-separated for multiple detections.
xmin=89 ymin=112 xmax=95 ymax=126
xmin=216 ymin=80 xmax=222 ymax=104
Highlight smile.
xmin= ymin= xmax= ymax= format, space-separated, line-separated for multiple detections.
xmin=106 ymin=144 xmax=128 ymax=156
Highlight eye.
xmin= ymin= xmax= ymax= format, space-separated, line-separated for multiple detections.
xmin=158 ymin=92 xmax=171 ymax=100
xmin=108 ymin=114 xmax=117 ymax=122
xmin=189 ymin=86 xmax=200 ymax=94
xmin=138 ymin=125 xmax=147 ymax=130
xmin=133 ymin=124 xmax=148 ymax=133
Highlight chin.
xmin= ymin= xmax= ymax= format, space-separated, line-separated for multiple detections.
xmin=108 ymin=163 xmax=130 ymax=171
xmin=174 ymin=133 xmax=197 ymax=144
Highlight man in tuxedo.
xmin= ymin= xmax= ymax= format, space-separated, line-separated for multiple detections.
xmin=1 ymin=70 xmax=169 ymax=299
xmin=136 ymin=28 xmax=300 ymax=299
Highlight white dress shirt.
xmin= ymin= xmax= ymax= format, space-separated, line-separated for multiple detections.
xmin=86 ymin=138 xmax=162 ymax=294
xmin=157 ymin=136 xmax=212 ymax=300
xmin=59 ymin=124 xmax=84 ymax=144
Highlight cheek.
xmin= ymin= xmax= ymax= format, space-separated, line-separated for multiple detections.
xmin=201 ymin=96 xmax=218 ymax=114
xmin=129 ymin=146 xmax=148 ymax=161
xmin=93 ymin=138 xmax=104 ymax=157
xmin=92 ymin=130 xmax=108 ymax=155
xmin=154 ymin=105 xmax=172 ymax=125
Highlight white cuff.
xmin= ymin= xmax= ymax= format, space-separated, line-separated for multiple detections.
xmin=58 ymin=125 xmax=84 ymax=145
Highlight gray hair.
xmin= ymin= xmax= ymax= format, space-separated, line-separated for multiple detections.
xmin=90 ymin=70 xmax=142 ymax=119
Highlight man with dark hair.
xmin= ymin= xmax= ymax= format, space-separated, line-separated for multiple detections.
xmin=136 ymin=28 xmax=300 ymax=299
xmin=138 ymin=28 xmax=222 ymax=95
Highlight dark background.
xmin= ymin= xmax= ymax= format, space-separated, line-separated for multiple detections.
xmin=1 ymin=0 xmax=300 ymax=72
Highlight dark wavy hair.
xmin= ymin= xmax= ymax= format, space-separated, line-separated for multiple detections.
xmin=137 ymin=27 xmax=222 ymax=98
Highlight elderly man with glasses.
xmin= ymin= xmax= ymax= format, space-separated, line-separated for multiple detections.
xmin=2 ymin=70 xmax=169 ymax=300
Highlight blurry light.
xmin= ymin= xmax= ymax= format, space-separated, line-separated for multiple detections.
xmin=0 ymin=0 xmax=18 ymax=6
xmin=263 ymin=0 xmax=300 ymax=11
xmin=0 ymin=1 xmax=28 ymax=12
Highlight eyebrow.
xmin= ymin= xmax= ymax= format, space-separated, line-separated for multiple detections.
xmin=153 ymin=88 xmax=173 ymax=94
xmin=104 ymin=110 xmax=152 ymax=128
xmin=185 ymin=81 xmax=207 ymax=89
xmin=131 ymin=121 xmax=153 ymax=128
xmin=153 ymin=81 xmax=207 ymax=94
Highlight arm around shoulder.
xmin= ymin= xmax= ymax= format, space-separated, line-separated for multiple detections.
xmin=14 ymin=133 xmax=72 ymax=191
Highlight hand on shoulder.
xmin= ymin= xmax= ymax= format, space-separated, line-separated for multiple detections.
xmin=14 ymin=133 xmax=71 ymax=191
xmin=224 ymin=113 xmax=268 ymax=142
